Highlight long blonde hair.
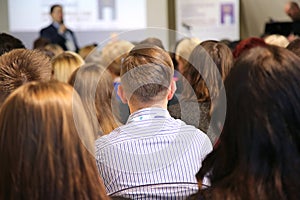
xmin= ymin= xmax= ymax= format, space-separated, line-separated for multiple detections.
xmin=69 ymin=63 xmax=121 ymax=136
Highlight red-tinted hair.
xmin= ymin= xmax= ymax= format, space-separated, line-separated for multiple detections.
xmin=233 ymin=37 xmax=267 ymax=58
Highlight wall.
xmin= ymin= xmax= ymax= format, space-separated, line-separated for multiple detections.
xmin=240 ymin=0 xmax=293 ymax=39
xmin=0 ymin=0 xmax=9 ymax=32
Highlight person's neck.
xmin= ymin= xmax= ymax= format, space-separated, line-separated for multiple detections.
xmin=128 ymin=98 xmax=168 ymax=114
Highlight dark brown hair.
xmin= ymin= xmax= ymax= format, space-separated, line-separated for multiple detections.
xmin=0 ymin=33 xmax=25 ymax=56
xmin=197 ymin=45 xmax=300 ymax=200
xmin=0 ymin=81 xmax=109 ymax=200
xmin=182 ymin=40 xmax=233 ymax=104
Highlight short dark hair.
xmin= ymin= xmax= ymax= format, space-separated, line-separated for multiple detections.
xmin=121 ymin=44 xmax=174 ymax=102
xmin=50 ymin=4 xmax=62 ymax=14
xmin=0 ymin=33 xmax=25 ymax=56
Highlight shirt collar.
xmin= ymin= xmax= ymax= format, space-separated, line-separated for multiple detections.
xmin=52 ymin=22 xmax=60 ymax=29
xmin=126 ymin=107 xmax=170 ymax=124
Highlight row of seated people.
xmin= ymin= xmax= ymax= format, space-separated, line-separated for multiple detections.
xmin=0 ymin=32 xmax=300 ymax=199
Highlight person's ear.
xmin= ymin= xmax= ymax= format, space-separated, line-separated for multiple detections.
xmin=167 ymin=80 xmax=176 ymax=100
xmin=117 ymin=85 xmax=128 ymax=104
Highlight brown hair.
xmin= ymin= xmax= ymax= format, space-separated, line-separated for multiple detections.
xmin=0 ymin=49 xmax=52 ymax=105
xmin=182 ymin=40 xmax=233 ymax=103
xmin=79 ymin=44 xmax=97 ymax=60
xmin=120 ymin=44 xmax=174 ymax=103
xmin=51 ymin=51 xmax=84 ymax=82
xmin=197 ymin=45 xmax=300 ymax=200
xmin=0 ymin=81 xmax=109 ymax=200
xmin=0 ymin=33 xmax=25 ymax=56
xmin=44 ymin=43 xmax=64 ymax=57
xmin=69 ymin=63 xmax=121 ymax=136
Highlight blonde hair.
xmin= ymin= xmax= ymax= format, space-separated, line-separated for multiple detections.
xmin=175 ymin=37 xmax=201 ymax=72
xmin=0 ymin=81 xmax=108 ymax=200
xmin=51 ymin=51 xmax=84 ymax=82
xmin=264 ymin=34 xmax=290 ymax=47
xmin=69 ymin=63 xmax=121 ymax=136
xmin=100 ymin=40 xmax=134 ymax=77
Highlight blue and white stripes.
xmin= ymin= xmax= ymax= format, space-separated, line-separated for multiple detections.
xmin=95 ymin=107 xmax=212 ymax=199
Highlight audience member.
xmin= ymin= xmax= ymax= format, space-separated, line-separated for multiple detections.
xmin=40 ymin=4 xmax=79 ymax=52
xmin=233 ymin=37 xmax=267 ymax=58
xmin=175 ymin=37 xmax=201 ymax=74
xmin=95 ymin=44 xmax=212 ymax=199
xmin=139 ymin=37 xmax=165 ymax=49
xmin=32 ymin=37 xmax=51 ymax=49
xmin=68 ymin=63 xmax=121 ymax=136
xmin=0 ymin=33 xmax=25 ymax=56
xmin=193 ymin=45 xmax=300 ymax=199
xmin=0 ymin=49 xmax=52 ymax=105
xmin=0 ymin=81 xmax=109 ymax=199
xmin=263 ymin=34 xmax=289 ymax=47
xmin=171 ymin=37 xmax=201 ymax=100
xmin=99 ymin=40 xmax=134 ymax=124
xmin=79 ymin=43 xmax=97 ymax=60
xmin=286 ymin=37 xmax=300 ymax=56
xmin=44 ymin=43 xmax=64 ymax=57
xmin=169 ymin=40 xmax=233 ymax=142
xmin=51 ymin=51 xmax=84 ymax=82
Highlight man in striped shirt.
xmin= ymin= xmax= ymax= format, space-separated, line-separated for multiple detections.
xmin=95 ymin=44 xmax=212 ymax=199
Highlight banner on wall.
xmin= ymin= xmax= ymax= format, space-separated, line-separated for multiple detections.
xmin=176 ymin=0 xmax=240 ymax=41
xmin=8 ymin=0 xmax=146 ymax=32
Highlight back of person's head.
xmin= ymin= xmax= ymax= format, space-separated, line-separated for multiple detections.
xmin=100 ymin=40 xmax=134 ymax=77
xmin=233 ymin=37 xmax=267 ymax=58
xmin=79 ymin=43 xmax=97 ymax=60
xmin=50 ymin=4 xmax=62 ymax=14
xmin=182 ymin=40 xmax=233 ymax=103
xmin=197 ymin=45 xmax=300 ymax=199
xmin=285 ymin=1 xmax=300 ymax=21
xmin=51 ymin=51 xmax=84 ymax=82
xmin=175 ymin=37 xmax=201 ymax=73
xmin=121 ymin=44 xmax=174 ymax=103
xmin=0 ymin=49 xmax=52 ymax=105
xmin=68 ymin=63 xmax=120 ymax=136
xmin=264 ymin=34 xmax=289 ymax=47
xmin=139 ymin=37 xmax=165 ymax=50
xmin=44 ymin=43 xmax=64 ymax=57
xmin=0 ymin=81 xmax=109 ymax=200
xmin=287 ymin=37 xmax=300 ymax=57
xmin=0 ymin=33 xmax=25 ymax=56
xmin=33 ymin=37 xmax=51 ymax=49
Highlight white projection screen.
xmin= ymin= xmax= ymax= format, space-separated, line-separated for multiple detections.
xmin=8 ymin=0 xmax=146 ymax=48
xmin=176 ymin=0 xmax=240 ymax=41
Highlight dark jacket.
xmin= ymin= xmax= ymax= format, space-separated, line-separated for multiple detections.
xmin=40 ymin=24 xmax=79 ymax=52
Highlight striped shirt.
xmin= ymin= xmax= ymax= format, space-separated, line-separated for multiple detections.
xmin=95 ymin=107 xmax=212 ymax=199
